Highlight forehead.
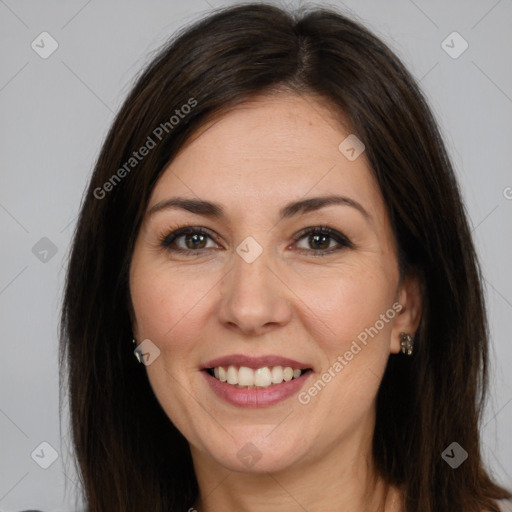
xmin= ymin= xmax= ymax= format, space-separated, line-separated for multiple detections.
xmin=148 ymin=93 xmax=384 ymax=222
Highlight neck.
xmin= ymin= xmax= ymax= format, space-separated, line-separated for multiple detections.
xmin=189 ymin=410 xmax=403 ymax=512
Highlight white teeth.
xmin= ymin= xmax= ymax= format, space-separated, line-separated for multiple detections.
xmin=226 ymin=365 xmax=238 ymax=385
xmin=271 ymin=366 xmax=283 ymax=383
xmin=238 ymin=366 xmax=254 ymax=386
xmin=210 ymin=365 xmax=307 ymax=388
xmin=254 ymin=367 xmax=272 ymax=387
xmin=283 ymin=367 xmax=293 ymax=381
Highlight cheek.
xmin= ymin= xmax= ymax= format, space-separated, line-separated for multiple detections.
xmin=298 ymin=268 xmax=396 ymax=347
xmin=293 ymin=282 xmax=395 ymax=439
xmin=130 ymin=259 xmax=213 ymax=344
xmin=301 ymin=274 xmax=396 ymax=409
xmin=129 ymin=261 xmax=216 ymax=439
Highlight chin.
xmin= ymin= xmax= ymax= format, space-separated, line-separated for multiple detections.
xmin=202 ymin=428 xmax=309 ymax=474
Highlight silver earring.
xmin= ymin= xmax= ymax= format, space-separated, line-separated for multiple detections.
xmin=399 ymin=332 xmax=414 ymax=356
xmin=132 ymin=338 xmax=143 ymax=364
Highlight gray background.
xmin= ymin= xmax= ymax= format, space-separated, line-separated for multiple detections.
xmin=1 ymin=0 xmax=511 ymax=510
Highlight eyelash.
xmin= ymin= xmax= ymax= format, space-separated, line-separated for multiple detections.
xmin=157 ymin=225 xmax=353 ymax=257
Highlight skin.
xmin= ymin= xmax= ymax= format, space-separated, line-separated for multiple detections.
xmin=129 ymin=91 xmax=422 ymax=512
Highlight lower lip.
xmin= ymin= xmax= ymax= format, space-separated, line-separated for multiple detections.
xmin=202 ymin=370 xmax=313 ymax=408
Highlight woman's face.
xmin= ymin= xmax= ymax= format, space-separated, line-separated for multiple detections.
xmin=129 ymin=92 xmax=419 ymax=474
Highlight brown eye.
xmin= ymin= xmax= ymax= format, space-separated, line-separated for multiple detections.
xmin=182 ymin=232 xmax=208 ymax=250
xmin=160 ymin=227 xmax=219 ymax=253
xmin=303 ymin=233 xmax=331 ymax=250
xmin=293 ymin=226 xmax=353 ymax=256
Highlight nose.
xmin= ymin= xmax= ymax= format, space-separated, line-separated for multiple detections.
xmin=216 ymin=244 xmax=292 ymax=336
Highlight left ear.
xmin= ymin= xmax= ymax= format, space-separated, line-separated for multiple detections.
xmin=390 ymin=271 xmax=423 ymax=354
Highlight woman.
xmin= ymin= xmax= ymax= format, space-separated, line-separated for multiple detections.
xmin=59 ymin=3 xmax=512 ymax=511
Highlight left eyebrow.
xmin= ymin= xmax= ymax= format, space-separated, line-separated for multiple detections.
xmin=147 ymin=194 xmax=371 ymax=223
xmin=279 ymin=195 xmax=371 ymax=223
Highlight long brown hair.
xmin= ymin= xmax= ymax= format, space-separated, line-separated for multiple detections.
xmin=59 ymin=3 xmax=511 ymax=511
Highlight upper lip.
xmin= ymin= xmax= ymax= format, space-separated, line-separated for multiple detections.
xmin=201 ymin=354 xmax=312 ymax=370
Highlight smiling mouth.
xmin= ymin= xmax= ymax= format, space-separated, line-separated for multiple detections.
xmin=205 ymin=365 xmax=313 ymax=389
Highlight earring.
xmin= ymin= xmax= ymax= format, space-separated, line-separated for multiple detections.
xmin=132 ymin=338 xmax=143 ymax=364
xmin=399 ymin=332 xmax=414 ymax=356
